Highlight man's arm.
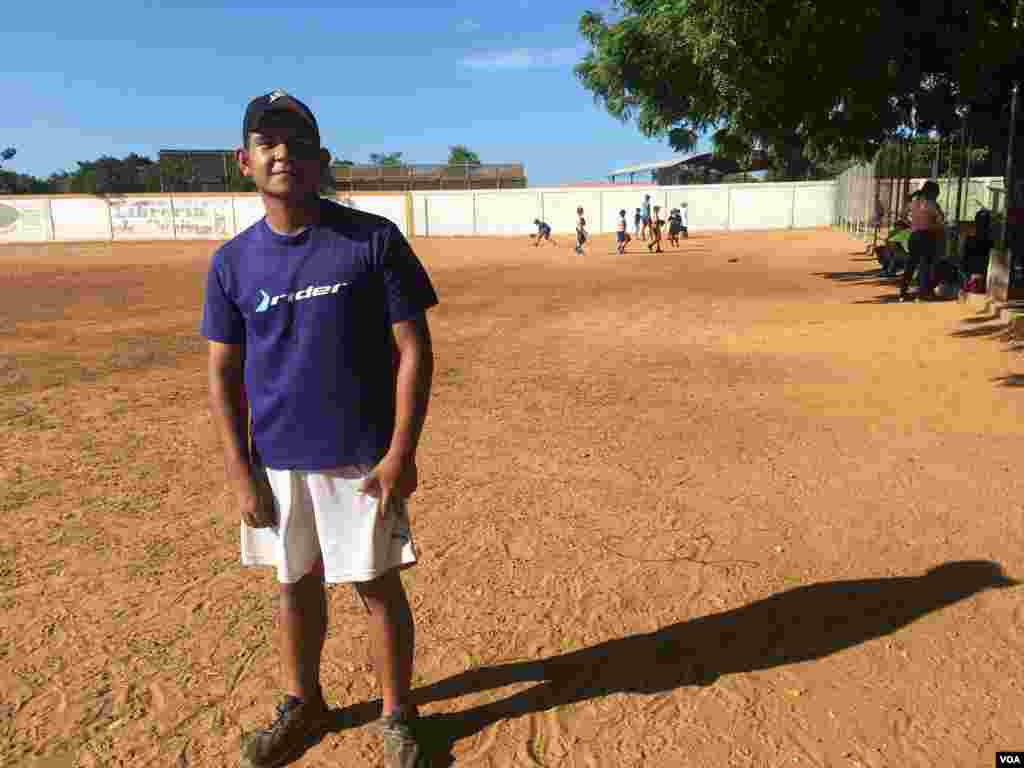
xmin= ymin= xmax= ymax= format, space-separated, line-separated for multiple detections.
xmin=208 ymin=340 xmax=275 ymax=527
xmin=387 ymin=313 xmax=434 ymax=465
xmin=360 ymin=313 xmax=433 ymax=511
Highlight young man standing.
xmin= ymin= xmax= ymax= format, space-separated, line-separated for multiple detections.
xmin=201 ymin=90 xmax=437 ymax=768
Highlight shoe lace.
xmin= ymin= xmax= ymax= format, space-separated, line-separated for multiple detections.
xmin=267 ymin=699 xmax=299 ymax=735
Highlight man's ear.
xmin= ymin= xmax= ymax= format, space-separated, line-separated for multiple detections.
xmin=236 ymin=147 xmax=252 ymax=178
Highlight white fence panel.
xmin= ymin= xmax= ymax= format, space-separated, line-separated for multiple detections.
xmin=664 ymin=186 xmax=730 ymax=231
xmin=412 ymin=195 xmax=428 ymax=237
xmin=541 ymin=190 xmax=603 ymax=234
xmin=0 ymin=198 xmax=52 ymax=241
xmin=730 ymin=185 xmax=794 ymax=230
xmin=334 ymin=195 xmax=408 ymax=237
xmin=50 ymin=198 xmax=110 ymax=241
xmin=420 ymin=194 xmax=475 ymax=236
xmin=232 ymin=196 xmax=266 ymax=235
xmin=475 ymin=192 xmax=541 ymax=236
xmin=793 ymin=185 xmax=835 ymax=228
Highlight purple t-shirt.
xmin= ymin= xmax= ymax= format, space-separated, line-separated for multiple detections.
xmin=200 ymin=200 xmax=438 ymax=470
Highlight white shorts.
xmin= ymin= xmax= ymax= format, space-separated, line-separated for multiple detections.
xmin=241 ymin=465 xmax=417 ymax=584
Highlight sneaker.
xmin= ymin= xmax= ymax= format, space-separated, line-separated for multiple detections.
xmin=379 ymin=707 xmax=421 ymax=768
xmin=240 ymin=691 xmax=327 ymax=768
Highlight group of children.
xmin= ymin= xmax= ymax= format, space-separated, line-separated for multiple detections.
xmin=531 ymin=207 xmax=590 ymax=254
xmin=531 ymin=198 xmax=689 ymax=256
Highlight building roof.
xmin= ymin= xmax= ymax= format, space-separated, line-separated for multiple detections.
xmin=610 ymin=151 xmax=774 ymax=178
xmin=608 ymin=158 xmax=695 ymax=176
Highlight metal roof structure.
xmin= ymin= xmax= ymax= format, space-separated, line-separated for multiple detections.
xmin=609 ymin=151 xmax=772 ymax=183
xmin=608 ymin=156 xmax=704 ymax=177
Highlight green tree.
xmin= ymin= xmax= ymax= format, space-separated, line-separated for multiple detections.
xmin=369 ymin=152 xmax=403 ymax=166
xmin=66 ymin=154 xmax=158 ymax=194
xmin=447 ymin=145 xmax=480 ymax=165
xmin=575 ymin=0 xmax=1024 ymax=179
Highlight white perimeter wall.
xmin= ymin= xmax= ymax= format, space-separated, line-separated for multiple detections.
xmin=0 ymin=181 xmax=836 ymax=244
xmin=411 ymin=181 xmax=835 ymax=237
xmin=0 ymin=193 xmax=409 ymax=244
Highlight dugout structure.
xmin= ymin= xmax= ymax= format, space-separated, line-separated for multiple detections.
xmin=332 ymin=162 xmax=527 ymax=193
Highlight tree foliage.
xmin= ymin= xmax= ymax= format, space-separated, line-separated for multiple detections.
xmin=576 ymin=0 xmax=1024 ymax=179
xmin=448 ymin=145 xmax=481 ymax=165
xmin=70 ymin=154 xmax=161 ymax=194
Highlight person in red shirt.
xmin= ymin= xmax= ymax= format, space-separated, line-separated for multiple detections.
xmin=899 ymin=181 xmax=945 ymax=301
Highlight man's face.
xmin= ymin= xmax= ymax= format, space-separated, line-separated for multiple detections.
xmin=238 ymin=110 xmax=327 ymax=200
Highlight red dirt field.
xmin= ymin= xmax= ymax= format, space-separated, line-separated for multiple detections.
xmin=2 ymin=230 xmax=1024 ymax=768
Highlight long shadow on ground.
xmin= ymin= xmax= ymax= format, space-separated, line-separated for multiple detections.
xmin=813 ymin=265 xmax=904 ymax=293
xmin=950 ymin=323 xmax=1012 ymax=340
xmin=852 ymin=294 xmax=905 ymax=305
xmin=319 ymin=560 xmax=1014 ymax=766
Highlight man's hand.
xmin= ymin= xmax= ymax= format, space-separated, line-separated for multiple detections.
xmin=358 ymin=453 xmax=418 ymax=519
xmin=237 ymin=469 xmax=277 ymax=528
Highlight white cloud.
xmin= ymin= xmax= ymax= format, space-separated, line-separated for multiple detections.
xmin=457 ymin=18 xmax=481 ymax=32
xmin=459 ymin=46 xmax=585 ymax=72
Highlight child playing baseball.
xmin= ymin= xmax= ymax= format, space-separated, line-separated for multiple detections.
xmin=617 ymin=209 xmax=631 ymax=254
xmin=576 ymin=207 xmax=588 ymax=255
xmin=532 ymin=218 xmax=556 ymax=247
xmin=647 ymin=205 xmax=664 ymax=253
xmin=667 ymin=208 xmax=682 ymax=247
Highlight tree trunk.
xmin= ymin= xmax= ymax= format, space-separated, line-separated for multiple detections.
xmin=781 ymin=135 xmax=809 ymax=180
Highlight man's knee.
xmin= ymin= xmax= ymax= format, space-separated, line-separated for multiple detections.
xmin=280 ymin=558 xmax=325 ymax=597
xmin=353 ymin=569 xmax=406 ymax=612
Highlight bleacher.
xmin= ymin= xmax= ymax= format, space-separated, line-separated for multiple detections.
xmin=332 ymin=162 xmax=527 ymax=192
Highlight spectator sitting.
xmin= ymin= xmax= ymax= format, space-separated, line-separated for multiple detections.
xmin=961 ymin=209 xmax=994 ymax=282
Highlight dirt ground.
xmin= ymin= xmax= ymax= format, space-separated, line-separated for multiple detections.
xmin=2 ymin=229 xmax=1023 ymax=768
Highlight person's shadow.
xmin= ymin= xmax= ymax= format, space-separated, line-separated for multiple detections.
xmin=321 ymin=560 xmax=1015 ymax=765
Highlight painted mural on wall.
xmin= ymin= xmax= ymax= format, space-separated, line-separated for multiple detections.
xmin=109 ymin=197 xmax=233 ymax=239
xmin=172 ymin=198 xmax=233 ymax=239
xmin=109 ymin=198 xmax=174 ymax=239
xmin=0 ymin=200 xmax=50 ymax=240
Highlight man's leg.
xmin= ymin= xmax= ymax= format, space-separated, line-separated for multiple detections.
xmin=355 ymin=569 xmax=415 ymax=717
xmin=240 ymin=560 xmax=328 ymax=768
xmin=918 ymin=252 xmax=933 ymax=297
xmin=900 ymin=254 xmax=920 ymax=297
xmin=281 ymin=558 xmax=327 ymax=701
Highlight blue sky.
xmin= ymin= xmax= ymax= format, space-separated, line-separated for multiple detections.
xmin=2 ymin=0 xmax=707 ymax=186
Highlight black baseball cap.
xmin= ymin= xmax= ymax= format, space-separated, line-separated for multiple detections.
xmin=243 ymin=90 xmax=320 ymax=145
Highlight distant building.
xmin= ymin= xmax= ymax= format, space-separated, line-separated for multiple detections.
xmin=332 ymin=162 xmax=527 ymax=192
xmin=609 ymin=151 xmax=770 ymax=185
